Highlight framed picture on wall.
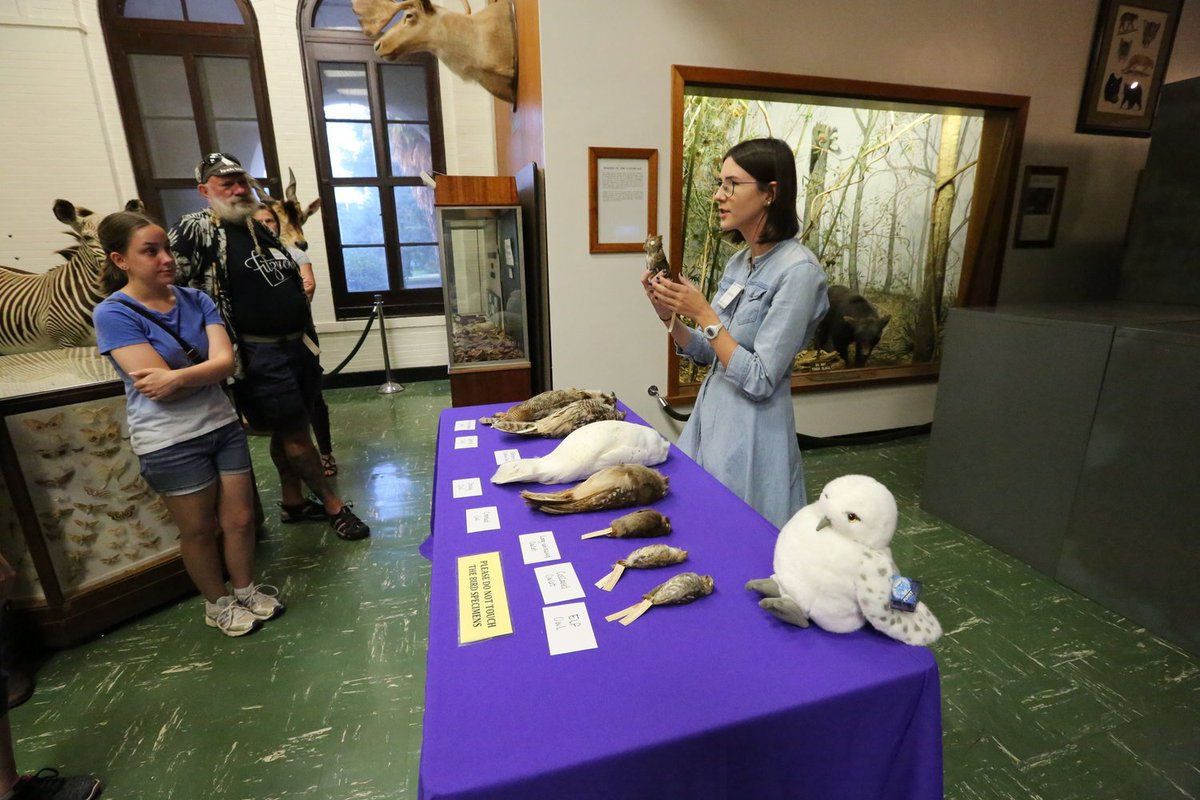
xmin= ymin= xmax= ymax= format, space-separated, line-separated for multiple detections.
xmin=1076 ymin=0 xmax=1183 ymax=136
xmin=1013 ymin=166 xmax=1068 ymax=248
xmin=588 ymin=147 xmax=658 ymax=253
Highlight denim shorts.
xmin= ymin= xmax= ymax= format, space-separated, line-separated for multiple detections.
xmin=138 ymin=421 xmax=252 ymax=497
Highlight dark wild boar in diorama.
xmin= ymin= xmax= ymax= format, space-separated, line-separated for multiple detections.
xmin=815 ymin=285 xmax=891 ymax=368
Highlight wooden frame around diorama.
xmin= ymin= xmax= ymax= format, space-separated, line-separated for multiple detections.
xmin=665 ymin=65 xmax=1030 ymax=403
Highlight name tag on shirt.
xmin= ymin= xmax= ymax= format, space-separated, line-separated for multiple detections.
xmin=716 ymin=281 xmax=744 ymax=310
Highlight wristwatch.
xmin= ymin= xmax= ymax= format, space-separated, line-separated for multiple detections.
xmin=702 ymin=321 xmax=724 ymax=340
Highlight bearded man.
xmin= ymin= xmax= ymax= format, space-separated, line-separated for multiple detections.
xmin=170 ymin=153 xmax=368 ymax=541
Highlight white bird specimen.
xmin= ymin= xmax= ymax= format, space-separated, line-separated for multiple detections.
xmin=746 ymin=474 xmax=941 ymax=646
xmin=491 ymin=420 xmax=669 ymax=485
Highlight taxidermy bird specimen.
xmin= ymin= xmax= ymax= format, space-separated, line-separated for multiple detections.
xmin=481 ymin=388 xmax=616 ymax=426
xmin=580 ymin=508 xmax=671 ymax=540
xmin=643 ymin=233 xmax=671 ymax=279
xmin=492 ymin=420 xmax=669 ymax=484
xmin=745 ymin=474 xmax=941 ymax=646
xmin=594 ymin=544 xmax=689 ymax=592
xmin=490 ymin=398 xmax=625 ymax=437
xmin=606 ymin=572 xmax=714 ymax=626
xmin=520 ymin=465 xmax=668 ymax=515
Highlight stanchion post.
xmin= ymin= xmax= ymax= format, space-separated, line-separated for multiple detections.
xmin=375 ymin=293 xmax=405 ymax=395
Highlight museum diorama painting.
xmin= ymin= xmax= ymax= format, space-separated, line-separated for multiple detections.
xmin=676 ymin=89 xmax=983 ymax=389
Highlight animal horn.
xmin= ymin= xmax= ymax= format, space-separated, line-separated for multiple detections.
xmin=247 ymin=175 xmax=272 ymax=203
xmin=285 ymin=168 xmax=298 ymax=203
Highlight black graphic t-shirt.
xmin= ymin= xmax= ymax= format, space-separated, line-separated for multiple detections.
xmin=225 ymin=222 xmax=310 ymax=336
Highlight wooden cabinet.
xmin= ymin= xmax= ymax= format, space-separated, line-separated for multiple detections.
xmin=0 ymin=349 xmax=193 ymax=647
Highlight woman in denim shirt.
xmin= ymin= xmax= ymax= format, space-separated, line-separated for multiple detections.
xmin=644 ymin=138 xmax=828 ymax=528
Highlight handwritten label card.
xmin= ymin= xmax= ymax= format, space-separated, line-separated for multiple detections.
xmin=494 ymin=449 xmax=521 ymax=465
xmin=518 ymin=531 xmax=560 ymax=565
xmin=542 ymin=602 xmax=598 ymax=656
xmin=457 ymin=552 xmax=513 ymax=645
xmin=454 ymin=435 xmax=478 ymax=450
xmin=452 ymin=477 xmax=483 ymax=499
xmin=533 ymin=562 xmax=585 ymax=605
xmin=466 ymin=506 xmax=501 ymax=533
xmin=454 ymin=419 xmax=477 ymax=431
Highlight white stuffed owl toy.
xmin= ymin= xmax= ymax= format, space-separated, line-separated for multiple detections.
xmin=746 ymin=474 xmax=941 ymax=646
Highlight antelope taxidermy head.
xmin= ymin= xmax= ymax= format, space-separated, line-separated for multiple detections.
xmin=352 ymin=0 xmax=516 ymax=104
xmin=251 ymin=169 xmax=322 ymax=251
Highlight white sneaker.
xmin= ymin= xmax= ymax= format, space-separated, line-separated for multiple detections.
xmin=205 ymin=596 xmax=260 ymax=637
xmin=236 ymin=583 xmax=285 ymax=621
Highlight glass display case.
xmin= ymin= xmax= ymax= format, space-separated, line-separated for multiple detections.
xmin=434 ymin=178 xmax=533 ymax=406
xmin=0 ymin=348 xmax=193 ymax=647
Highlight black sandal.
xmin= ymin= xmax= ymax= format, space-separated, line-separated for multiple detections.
xmin=279 ymin=499 xmax=327 ymax=523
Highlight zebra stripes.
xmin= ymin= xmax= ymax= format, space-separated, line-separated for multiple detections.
xmin=0 ymin=200 xmax=140 ymax=356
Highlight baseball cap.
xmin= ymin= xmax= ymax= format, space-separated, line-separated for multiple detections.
xmin=195 ymin=152 xmax=247 ymax=183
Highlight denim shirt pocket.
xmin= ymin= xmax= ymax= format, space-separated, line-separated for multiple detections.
xmin=733 ymin=284 xmax=769 ymax=327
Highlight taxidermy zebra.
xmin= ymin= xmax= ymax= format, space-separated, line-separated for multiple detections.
xmin=0 ymin=199 xmax=142 ymax=355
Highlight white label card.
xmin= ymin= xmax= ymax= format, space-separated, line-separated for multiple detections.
xmin=518 ymin=531 xmax=560 ymax=565
xmin=454 ymin=419 xmax=477 ymax=431
xmin=533 ymin=562 xmax=586 ymax=605
xmin=494 ymin=449 xmax=521 ymax=465
xmin=716 ymin=281 xmax=744 ymax=310
xmin=452 ymin=477 xmax=483 ymax=499
xmin=454 ymin=435 xmax=478 ymax=450
xmin=465 ymin=506 xmax=501 ymax=533
xmin=542 ymin=602 xmax=598 ymax=656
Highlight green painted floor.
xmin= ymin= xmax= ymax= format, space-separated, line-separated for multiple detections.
xmin=10 ymin=382 xmax=1199 ymax=799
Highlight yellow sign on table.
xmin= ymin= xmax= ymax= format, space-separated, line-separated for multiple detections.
xmin=456 ymin=551 xmax=514 ymax=644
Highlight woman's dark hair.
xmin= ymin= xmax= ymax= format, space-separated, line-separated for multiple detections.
xmin=721 ymin=137 xmax=800 ymax=245
xmin=98 ymin=211 xmax=160 ymax=295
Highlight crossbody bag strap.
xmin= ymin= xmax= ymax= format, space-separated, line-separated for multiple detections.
xmin=112 ymin=298 xmax=204 ymax=365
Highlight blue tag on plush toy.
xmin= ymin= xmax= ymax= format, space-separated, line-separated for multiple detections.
xmin=890 ymin=575 xmax=920 ymax=612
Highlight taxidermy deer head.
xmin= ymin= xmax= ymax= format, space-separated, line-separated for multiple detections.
xmin=352 ymin=0 xmax=516 ymax=104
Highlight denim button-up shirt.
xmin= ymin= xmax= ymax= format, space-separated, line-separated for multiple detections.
xmin=676 ymin=238 xmax=828 ymax=529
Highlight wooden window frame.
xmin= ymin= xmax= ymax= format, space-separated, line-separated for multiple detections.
xmin=100 ymin=0 xmax=283 ymax=224
xmin=300 ymin=5 xmax=448 ymax=320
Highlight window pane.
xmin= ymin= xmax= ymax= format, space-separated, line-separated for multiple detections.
xmin=129 ymin=54 xmax=193 ymax=117
xmin=388 ymin=123 xmax=431 ymax=176
xmin=320 ymin=63 xmax=370 ymax=120
xmin=344 ymin=247 xmax=390 ymax=292
xmin=313 ymin=0 xmax=360 ymax=30
xmin=123 ymin=0 xmax=184 ymax=20
xmin=401 ymin=245 xmax=441 ymax=289
xmin=327 ymin=122 xmax=377 ymax=178
xmin=214 ymin=121 xmax=266 ymax=176
xmin=160 ymin=188 xmax=208 ymax=227
xmin=382 ymin=64 xmax=428 ymax=121
xmin=334 ymin=186 xmax=384 ymax=245
xmin=145 ymin=119 xmax=203 ymax=179
xmin=185 ymin=0 xmax=243 ymax=24
xmin=394 ymin=186 xmax=436 ymax=242
xmin=198 ymin=57 xmax=257 ymax=118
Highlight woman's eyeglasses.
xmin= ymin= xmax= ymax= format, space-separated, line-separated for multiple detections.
xmin=713 ymin=178 xmax=760 ymax=198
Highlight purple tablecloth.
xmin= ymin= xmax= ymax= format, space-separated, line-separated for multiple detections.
xmin=420 ymin=403 xmax=942 ymax=800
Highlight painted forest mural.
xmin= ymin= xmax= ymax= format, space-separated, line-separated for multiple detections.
xmin=678 ymin=91 xmax=983 ymax=385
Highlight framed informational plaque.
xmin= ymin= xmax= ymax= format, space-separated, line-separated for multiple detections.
xmin=588 ymin=147 xmax=657 ymax=253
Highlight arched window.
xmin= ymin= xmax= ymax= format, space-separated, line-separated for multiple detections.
xmin=302 ymin=0 xmax=447 ymax=318
xmin=100 ymin=0 xmax=282 ymax=227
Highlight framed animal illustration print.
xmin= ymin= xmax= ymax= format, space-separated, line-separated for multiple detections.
xmin=1077 ymin=0 xmax=1183 ymax=136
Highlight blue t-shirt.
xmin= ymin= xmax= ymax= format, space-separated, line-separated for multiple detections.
xmin=93 ymin=286 xmax=238 ymax=455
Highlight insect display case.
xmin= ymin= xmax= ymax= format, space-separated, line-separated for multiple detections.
xmin=434 ymin=176 xmax=532 ymax=407
xmin=0 ymin=348 xmax=191 ymax=647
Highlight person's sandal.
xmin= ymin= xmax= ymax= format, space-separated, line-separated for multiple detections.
xmin=329 ymin=504 xmax=370 ymax=541
xmin=279 ymin=498 xmax=327 ymax=523
xmin=321 ymin=453 xmax=338 ymax=477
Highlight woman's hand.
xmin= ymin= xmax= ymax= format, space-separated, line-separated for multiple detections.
xmin=640 ymin=268 xmax=674 ymax=320
xmin=649 ymin=272 xmax=716 ymax=325
xmin=129 ymin=367 xmax=185 ymax=401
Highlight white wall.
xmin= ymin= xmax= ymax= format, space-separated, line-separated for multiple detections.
xmin=0 ymin=0 xmax=498 ymax=374
xmin=538 ymin=0 xmax=1200 ymax=436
